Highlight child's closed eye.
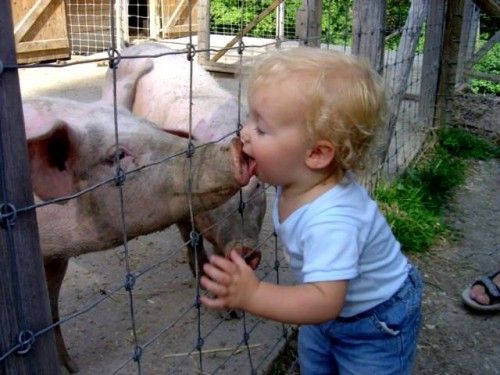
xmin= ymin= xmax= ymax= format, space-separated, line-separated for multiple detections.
xmin=255 ymin=126 xmax=266 ymax=135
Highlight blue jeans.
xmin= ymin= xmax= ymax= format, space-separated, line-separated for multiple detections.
xmin=298 ymin=265 xmax=423 ymax=375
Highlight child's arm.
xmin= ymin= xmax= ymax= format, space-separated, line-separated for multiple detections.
xmin=200 ymin=250 xmax=347 ymax=324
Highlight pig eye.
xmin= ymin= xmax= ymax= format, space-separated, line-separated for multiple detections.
xmin=104 ymin=148 xmax=129 ymax=166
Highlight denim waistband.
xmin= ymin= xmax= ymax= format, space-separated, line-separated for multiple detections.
xmin=336 ymin=265 xmax=421 ymax=323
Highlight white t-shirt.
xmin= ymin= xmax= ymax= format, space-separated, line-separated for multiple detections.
xmin=272 ymin=175 xmax=409 ymax=317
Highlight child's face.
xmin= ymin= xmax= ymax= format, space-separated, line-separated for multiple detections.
xmin=241 ymin=79 xmax=311 ymax=187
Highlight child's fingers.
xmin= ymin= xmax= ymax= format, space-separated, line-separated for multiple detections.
xmin=199 ymin=295 xmax=227 ymax=310
xmin=209 ymin=254 xmax=237 ymax=273
xmin=230 ymin=250 xmax=251 ymax=269
xmin=202 ymin=263 xmax=232 ymax=286
xmin=200 ymin=275 xmax=228 ymax=297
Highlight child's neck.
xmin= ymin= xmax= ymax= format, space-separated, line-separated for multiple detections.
xmin=279 ymin=172 xmax=341 ymax=222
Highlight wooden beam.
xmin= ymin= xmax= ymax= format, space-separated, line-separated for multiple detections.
xmin=472 ymin=0 xmax=500 ymax=18
xmin=165 ymin=0 xmax=198 ymax=29
xmin=210 ymin=0 xmax=284 ymax=63
xmin=14 ymin=0 xmax=56 ymax=42
xmin=465 ymin=69 xmax=500 ymax=82
xmin=16 ymin=38 xmax=69 ymax=54
xmin=0 ymin=2 xmax=61 ymax=373
xmin=471 ymin=30 xmax=500 ymax=63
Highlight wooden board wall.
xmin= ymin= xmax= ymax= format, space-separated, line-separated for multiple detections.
xmin=161 ymin=0 xmax=198 ymax=38
xmin=11 ymin=0 xmax=70 ymax=63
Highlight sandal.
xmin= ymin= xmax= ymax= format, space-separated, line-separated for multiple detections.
xmin=462 ymin=270 xmax=500 ymax=311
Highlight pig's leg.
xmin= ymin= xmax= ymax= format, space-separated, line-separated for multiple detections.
xmin=176 ymin=221 xmax=209 ymax=278
xmin=44 ymin=258 xmax=79 ymax=373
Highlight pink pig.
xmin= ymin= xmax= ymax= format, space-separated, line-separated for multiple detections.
xmin=24 ymin=97 xmax=254 ymax=372
xmin=101 ymin=42 xmax=266 ymax=276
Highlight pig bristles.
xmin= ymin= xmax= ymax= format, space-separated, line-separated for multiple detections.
xmin=162 ymin=343 xmax=261 ymax=359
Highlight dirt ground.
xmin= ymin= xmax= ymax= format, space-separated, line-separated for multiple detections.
xmin=411 ymin=157 xmax=499 ymax=375
xmin=16 ymin=56 xmax=499 ymax=374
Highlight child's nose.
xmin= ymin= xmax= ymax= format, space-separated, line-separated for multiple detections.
xmin=240 ymin=124 xmax=250 ymax=144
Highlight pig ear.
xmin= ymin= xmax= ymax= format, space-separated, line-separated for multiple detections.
xmin=101 ymin=58 xmax=154 ymax=110
xmin=25 ymin=115 xmax=80 ymax=201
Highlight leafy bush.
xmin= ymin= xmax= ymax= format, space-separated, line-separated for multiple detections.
xmin=470 ymin=39 xmax=500 ymax=95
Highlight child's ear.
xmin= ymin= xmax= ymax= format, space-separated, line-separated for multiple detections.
xmin=305 ymin=140 xmax=335 ymax=170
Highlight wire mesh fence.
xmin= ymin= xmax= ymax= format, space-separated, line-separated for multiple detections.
xmin=0 ymin=0 xmax=467 ymax=373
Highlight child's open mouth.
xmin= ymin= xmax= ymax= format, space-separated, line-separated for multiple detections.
xmin=243 ymin=152 xmax=257 ymax=177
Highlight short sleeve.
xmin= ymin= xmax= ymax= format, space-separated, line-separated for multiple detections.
xmin=300 ymin=217 xmax=361 ymax=283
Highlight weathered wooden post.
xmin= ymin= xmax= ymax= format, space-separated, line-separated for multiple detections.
xmin=352 ymin=0 xmax=386 ymax=74
xmin=435 ymin=0 xmax=465 ymax=127
xmin=197 ymin=0 xmax=210 ymax=64
xmin=456 ymin=0 xmax=480 ymax=87
xmin=0 ymin=2 xmax=60 ymax=374
xmin=351 ymin=0 xmax=386 ymax=188
xmin=296 ymin=0 xmax=322 ymax=47
xmin=419 ymin=0 xmax=446 ymax=127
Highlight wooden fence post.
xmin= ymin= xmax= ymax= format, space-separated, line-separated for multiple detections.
xmin=352 ymin=0 xmax=386 ymax=74
xmin=295 ymin=0 xmax=322 ymax=47
xmin=351 ymin=0 xmax=386 ymax=188
xmin=435 ymin=0 xmax=465 ymax=127
xmin=0 ymin=2 xmax=60 ymax=374
xmin=456 ymin=0 xmax=480 ymax=86
xmin=197 ymin=0 xmax=210 ymax=64
xmin=419 ymin=0 xmax=446 ymax=128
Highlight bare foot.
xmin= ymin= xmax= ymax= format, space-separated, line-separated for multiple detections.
xmin=469 ymin=272 xmax=500 ymax=305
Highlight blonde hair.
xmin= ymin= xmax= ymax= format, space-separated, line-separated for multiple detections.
xmin=248 ymin=47 xmax=387 ymax=173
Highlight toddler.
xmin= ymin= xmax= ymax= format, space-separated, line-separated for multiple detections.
xmin=200 ymin=47 xmax=423 ymax=375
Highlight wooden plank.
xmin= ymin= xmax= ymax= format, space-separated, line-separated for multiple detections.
xmin=386 ymin=0 xmax=428 ymax=133
xmin=420 ymin=0 xmax=446 ymax=127
xmin=163 ymin=23 xmax=199 ymax=35
xmin=295 ymin=0 xmax=322 ymax=46
xmin=352 ymin=0 xmax=385 ymax=74
xmin=200 ymin=60 xmax=240 ymax=74
xmin=16 ymin=38 xmax=68 ymax=53
xmin=471 ymin=30 xmax=500 ymax=63
xmin=12 ymin=0 xmax=70 ymax=63
xmin=210 ymin=0 xmax=284 ymax=63
xmin=436 ymin=0 xmax=465 ymax=127
xmin=464 ymin=69 xmax=500 ymax=82
xmin=197 ymin=0 xmax=210 ymax=64
xmin=164 ymin=0 xmax=189 ymax=29
xmin=0 ymin=3 xmax=61 ymax=374
xmin=14 ymin=0 xmax=54 ymax=42
xmin=472 ymin=0 xmax=500 ymax=17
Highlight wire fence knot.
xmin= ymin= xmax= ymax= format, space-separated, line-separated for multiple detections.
xmin=190 ymin=230 xmax=200 ymax=249
xmin=274 ymin=259 xmax=280 ymax=271
xmin=186 ymin=43 xmax=196 ymax=61
xmin=237 ymin=40 xmax=246 ymax=55
xmin=16 ymin=330 xmax=35 ymax=355
xmin=238 ymin=201 xmax=246 ymax=214
xmin=107 ymin=48 xmax=121 ymax=69
xmin=114 ymin=167 xmax=126 ymax=186
xmin=124 ymin=273 xmax=136 ymax=292
xmin=0 ymin=203 xmax=17 ymax=228
xmin=196 ymin=337 xmax=204 ymax=351
xmin=186 ymin=141 xmax=196 ymax=158
xmin=132 ymin=345 xmax=143 ymax=362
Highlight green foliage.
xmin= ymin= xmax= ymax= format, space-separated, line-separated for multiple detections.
xmin=210 ymin=0 xmax=407 ymax=45
xmin=374 ymin=128 xmax=498 ymax=253
xmin=438 ymin=127 xmax=500 ymax=160
xmin=376 ymin=182 xmax=444 ymax=253
xmin=470 ymin=41 xmax=500 ymax=96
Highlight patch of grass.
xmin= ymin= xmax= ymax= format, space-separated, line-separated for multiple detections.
xmin=374 ymin=127 xmax=498 ymax=253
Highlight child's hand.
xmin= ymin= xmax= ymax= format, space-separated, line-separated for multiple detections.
xmin=200 ymin=250 xmax=260 ymax=311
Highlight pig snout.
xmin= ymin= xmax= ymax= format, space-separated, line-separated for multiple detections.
xmin=240 ymin=246 xmax=262 ymax=270
xmin=230 ymin=138 xmax=256 ymax=187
